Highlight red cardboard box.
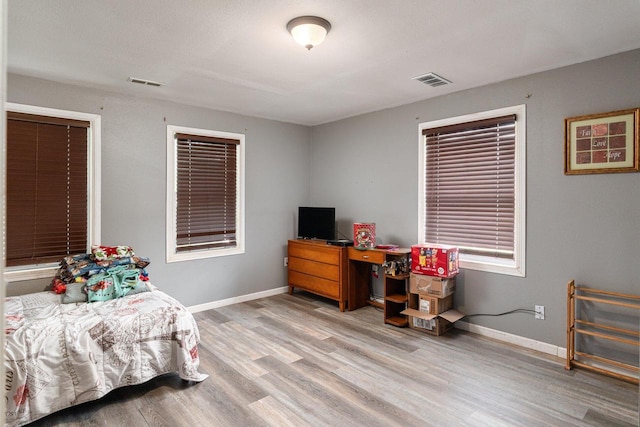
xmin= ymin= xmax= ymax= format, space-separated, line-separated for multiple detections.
xmin=353 ymin=223 xmax=376 ymax=248
xmin=411 ymin=244 xmax=459 ymax=278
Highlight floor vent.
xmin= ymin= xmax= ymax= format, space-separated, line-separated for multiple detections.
xmin=128 ymin=77 xmax=164 ymax=87
xmin=413 ymin=72 xmax=451 ymax=87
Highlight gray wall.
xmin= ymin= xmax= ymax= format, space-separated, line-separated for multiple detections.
xmin=7 ymin=50 xmax=640 ymax=351
xmin=310 ymin=49 xmax=640 ymax=348
xmin=7 ymin=74 xmax=311 ymax=306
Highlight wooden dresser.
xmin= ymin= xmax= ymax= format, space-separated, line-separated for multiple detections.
xmin=287 ymin=239 xmax=348 ymax=311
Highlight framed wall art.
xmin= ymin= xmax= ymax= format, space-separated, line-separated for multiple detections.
xmin=564 ymin=108 xmax=639 ymax=175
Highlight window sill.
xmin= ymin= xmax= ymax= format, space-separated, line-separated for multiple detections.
xmin=166 ymin=246 xmax=244 ymax=263
xmin=459 ymin=255 xmax=525 ymax=277
xmin=5 ymin=265 xmax=58 ymax=282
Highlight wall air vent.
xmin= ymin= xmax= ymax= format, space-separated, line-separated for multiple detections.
xmin=127 ymin=77 xmax=164 ymax=87
xmin=412 ymin=72 xmax=451 ymax=87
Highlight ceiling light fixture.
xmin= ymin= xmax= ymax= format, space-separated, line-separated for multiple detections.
xmin=286 ymin=16 xmax=331 ymax=50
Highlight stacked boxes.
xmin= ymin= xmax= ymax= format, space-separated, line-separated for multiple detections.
xmin=401 ymin=244 xmax=464 ymax=336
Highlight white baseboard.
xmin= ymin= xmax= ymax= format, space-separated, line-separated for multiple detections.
xmin=187 ymin=286 xmax=289 ymax=313
xmin=456 ymin=321 xmax=567 ymax=359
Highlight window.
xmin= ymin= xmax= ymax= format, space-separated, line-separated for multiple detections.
xmin=418 ymin=105 xmax=526 ymax=276
xmin=166 ymin=125 xmax=244 ymax=262
xmin=5 ymin=103 xmax=101 ymax=281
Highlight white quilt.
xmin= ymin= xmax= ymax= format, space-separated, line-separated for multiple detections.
xmin=4 ymin=288 xmax=208 ymax=426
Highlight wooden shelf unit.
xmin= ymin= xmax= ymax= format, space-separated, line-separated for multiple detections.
xmin=385 ymin=291 xmax=409 ymax=304
xmin=347 ymin=247 xmax=411 ymax=327
xmin=288 ymin=239 xmax=348 ymax=311
xmin=566 ymin=280 xmax=640 ymax=384
xmin=383 ymin=253 xmax=410 ymax=327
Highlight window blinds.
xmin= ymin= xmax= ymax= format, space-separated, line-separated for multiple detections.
xmin=6 ymin=112 xmax=89 ymax=266
xmin=175 ymin=133 xmax=239 ymax=252
xmin=423 ymin=115 xmax=516 ymax=259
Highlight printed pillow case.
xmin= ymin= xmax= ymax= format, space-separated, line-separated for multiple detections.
xmin=91 ymin=245 xmax=135 ymax=261
xmin=86 ymin=273 xmax=121 ymax=302
xmin=85 ymin=265 xmax=150 ymax=302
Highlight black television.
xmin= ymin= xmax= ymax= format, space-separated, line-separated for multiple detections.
xmin=297 ymin=207 xmax=336 ymax=240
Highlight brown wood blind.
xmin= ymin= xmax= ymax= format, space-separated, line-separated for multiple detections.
xmin=176 ymin=134 xmax=238 ymax=252
xmin=6 ymin=114 xmax=89 ymax=266
xmin=423 ymin=115 xmax=516 ymax=259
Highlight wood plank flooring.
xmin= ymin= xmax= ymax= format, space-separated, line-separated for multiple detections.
xmin=29 ymin=292 xmax=639 ymax=426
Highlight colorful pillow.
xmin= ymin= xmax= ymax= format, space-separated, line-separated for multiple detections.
xmin=91 ymin=245 xmax=135 ymax=261
xmin=86 ymin=274 xmax=119 ymax=302
xmin=85 ymin=267 xmax=127 ymax=302
xmin=62 ymin=282 xmax=88 ymax=304
xmin=85 ymin=265 xmax=149 ymax=302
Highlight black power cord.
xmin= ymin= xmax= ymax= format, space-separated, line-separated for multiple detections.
xmin=463 ymin=308 xmax=536 ymax=318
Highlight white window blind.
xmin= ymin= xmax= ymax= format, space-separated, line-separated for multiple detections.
xmin=423 ymin=115 xmax=516 ymax=259
xmin=175 ymin=133 xmax=239 ymax=252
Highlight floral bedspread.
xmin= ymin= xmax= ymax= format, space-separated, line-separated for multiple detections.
xmin=4 ymin=288 xmax=208 ymax=427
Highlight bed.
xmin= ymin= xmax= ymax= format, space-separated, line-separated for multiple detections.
xmin=4 ymin=286 xmax=208 ymax=427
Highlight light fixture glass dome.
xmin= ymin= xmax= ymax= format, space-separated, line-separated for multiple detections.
xmin=287 ymin=16 xmax=331 ymax=50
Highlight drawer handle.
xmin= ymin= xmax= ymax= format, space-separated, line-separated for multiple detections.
xmin=362 ymin=255 xmax=369 ymax=259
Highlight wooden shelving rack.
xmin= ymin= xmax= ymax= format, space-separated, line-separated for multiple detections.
xmin=383 ymin=252 xmax=410 ymax=327
xmin=566 ymin=280 xmax=640 ymax=384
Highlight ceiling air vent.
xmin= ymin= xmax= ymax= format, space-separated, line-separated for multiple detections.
xmin=412 ymin=72 xmax=451 ymax=87
xmin=128 ymin=77 xmax=164 ymax=87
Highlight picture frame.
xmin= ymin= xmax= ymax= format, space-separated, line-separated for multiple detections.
xmin=564 ymin=108 xmax=639 ymax=175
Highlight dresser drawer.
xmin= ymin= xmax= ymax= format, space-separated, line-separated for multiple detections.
xmin=288 ymin=271 xmax=340 ymax=299
xmin=348 ymin=248 xmax=385 ymax=264
xmin=288 ymin=242 xmax=340 ymax=265
xmin=289 ymin=257 xmax=339 ymax=281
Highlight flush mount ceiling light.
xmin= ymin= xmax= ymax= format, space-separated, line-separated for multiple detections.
xmin=286 ymin=16 xmax=331 ymax=50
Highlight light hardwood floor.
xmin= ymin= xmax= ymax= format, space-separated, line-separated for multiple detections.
xmin=30 ymin=292 xmax=639 ymax=426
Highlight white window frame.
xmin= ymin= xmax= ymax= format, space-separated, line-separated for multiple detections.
xmin=166 ymin=125 xmax=245 ymax=263
xmin=4 ymin=103 xmax=101 ymax=282
xmin=418 ymin=104 xmax=526 ymax=277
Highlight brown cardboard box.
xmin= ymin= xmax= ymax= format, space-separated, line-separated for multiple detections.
xmin=401 ymin=308 xmax=465 ymax=336
xmin=408 ymin=316 xmax=453 ymax=335
xmin=418 ymin=294 xmax=453 ymax=315
xmin=409 ymin=273 xmax=455 ymax=298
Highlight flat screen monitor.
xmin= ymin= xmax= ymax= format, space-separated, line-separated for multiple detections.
xmin=297 ymin=207 xmax=336 ymax=240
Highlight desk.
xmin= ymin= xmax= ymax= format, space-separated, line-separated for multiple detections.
xmin=347 ymin=246 xmax=411 ymax=326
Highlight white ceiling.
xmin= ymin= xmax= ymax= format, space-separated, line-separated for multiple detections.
xmin=8 ymin=0 xmax=640 ymax=126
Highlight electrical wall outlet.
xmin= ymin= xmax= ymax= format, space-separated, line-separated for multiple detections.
xmin=535 ymin=305 xmax=545 ymax=320
xmin=284 ymin=257 xmax=288 ymax=267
